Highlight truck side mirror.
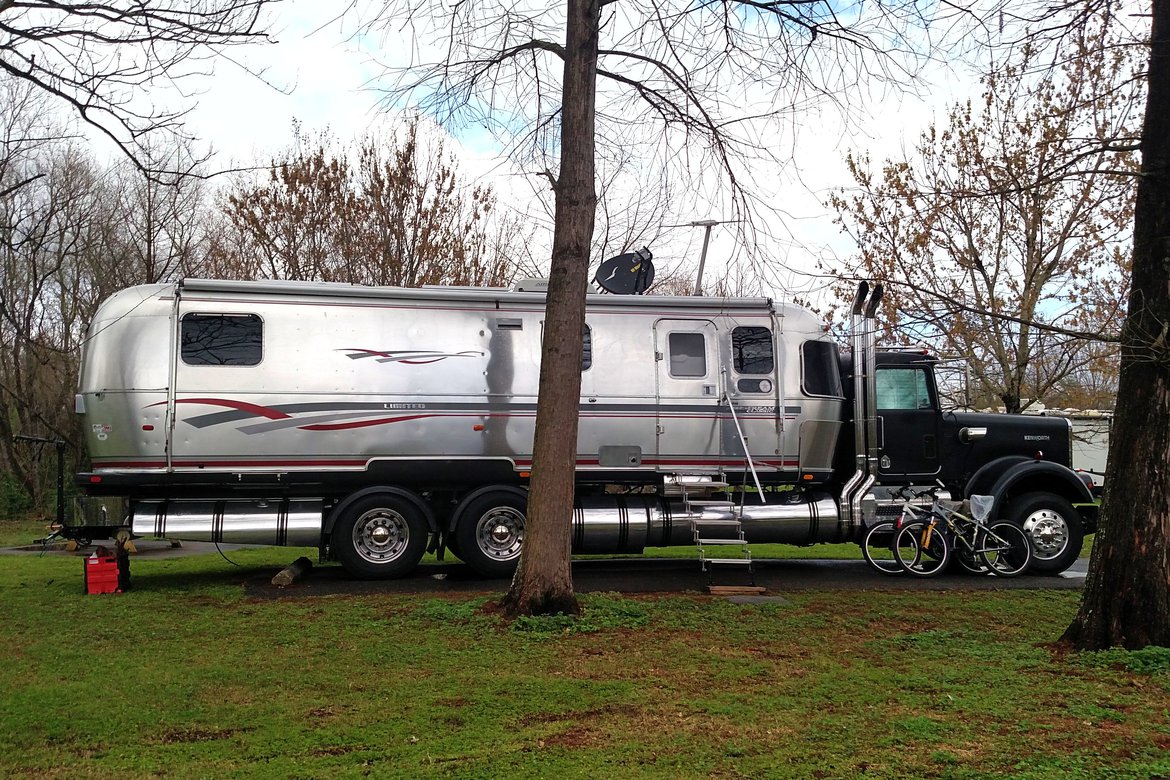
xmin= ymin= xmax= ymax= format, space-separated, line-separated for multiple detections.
xmin=959 ymin=426 xmax=988 ymax=444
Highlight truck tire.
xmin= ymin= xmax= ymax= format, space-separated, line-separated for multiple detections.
xmin=332 ymin=495 xmax=428 ymax=579
xmin=1005 ymin=492 xmax=1084 ymax=576
xmin=455 ymin=491 xmax=526 ymax=578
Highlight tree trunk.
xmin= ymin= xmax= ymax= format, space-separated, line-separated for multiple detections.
xmin=1062 ymin=0 xmax=1170 ymax=650
xmin=500 ymin=0 xmax=599 ymax=618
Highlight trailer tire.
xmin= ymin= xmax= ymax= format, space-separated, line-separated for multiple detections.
xmin=1005 ymin=492 xmax=1083 ymax=576
xmin=455 ymin=491 xmax=527 ymax=578
xmin=332 ymin=495 xmax=428 ymax=579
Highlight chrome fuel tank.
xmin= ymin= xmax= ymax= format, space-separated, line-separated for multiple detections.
xmin=132 ymin=498 xmax=323 ymax=546
xmin=568 ymin=490 xmax=843 ymax=552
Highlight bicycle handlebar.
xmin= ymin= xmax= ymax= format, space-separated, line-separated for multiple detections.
xmin=892 ymin=484 xmax=941 ymax=501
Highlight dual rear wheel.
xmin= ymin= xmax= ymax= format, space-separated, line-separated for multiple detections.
xmin=331 ymin=490 xmax=528 ymax=579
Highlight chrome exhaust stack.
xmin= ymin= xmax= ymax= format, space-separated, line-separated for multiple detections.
xmin=838 ymin=281 xmax=883 ymax=539
xmin=864 ymin=283 xmax=884 ymax=480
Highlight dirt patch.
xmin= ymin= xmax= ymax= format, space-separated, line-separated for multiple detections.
xmin=309 ymin=745 xmax=360 ymax=757
xmin=540 ymin=726 xmax=603 ymax=749
xmin=156 ymin=727 xmax=240 ymax=744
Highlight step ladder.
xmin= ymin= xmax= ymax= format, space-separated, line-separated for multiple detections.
xmin=682 ymin=481 xmax=755 ymax=584
xmin=681 ymin=384 xmax=769 ymax=585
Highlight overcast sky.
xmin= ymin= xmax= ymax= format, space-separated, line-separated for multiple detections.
xmin=156 ymin=1 xmax=978 ymax=302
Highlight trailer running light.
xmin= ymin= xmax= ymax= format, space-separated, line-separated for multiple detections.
xmin=89 ymin=476 xmax=102 ymax=484
xmin=519 ymin=471 xmax=531 ymax=478
xmin=802 ymin=474 xmax=814 ymax=480
xmin=142 ymin=424 xmax=154 ymax=431
xmin=472 ymin=424 xmax=485 ymax=431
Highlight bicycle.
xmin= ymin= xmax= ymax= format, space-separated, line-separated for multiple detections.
xmin=860 ymin=485 xmax=935 ymax=576
xmin=894 ymin=488 xmax=1033 ymax=578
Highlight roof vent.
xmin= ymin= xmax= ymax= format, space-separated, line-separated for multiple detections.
xmin=512 ymin=278 xmax=550 ymax=293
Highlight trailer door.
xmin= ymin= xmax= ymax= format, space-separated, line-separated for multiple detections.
xmin=654 ymin=319 xmax=721 ymax=472
xmin=171 ymin=307 xmax=266 ymax=469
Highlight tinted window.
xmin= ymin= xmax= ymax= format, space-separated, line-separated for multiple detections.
xmin=181 ymin=313 xmax=262 ymax=366
xmin=801 ymin=341 xmax=843 ymax=397
xmin=732 ymin=326 xmax=774 ymax=374
xmin=582 ymin=325 xmax=592 ymax=371
xmin=876 ymin=368 xmax=933 ymax=410
xmin=668 ymin=332 xmax=707 ymax=377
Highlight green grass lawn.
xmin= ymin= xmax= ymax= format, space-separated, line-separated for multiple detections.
xmin=0 ymin=521 xmax=1158 ymax=779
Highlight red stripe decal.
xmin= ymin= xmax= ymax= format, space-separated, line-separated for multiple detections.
xmin=154 ymin=398 xmax=292 ymax=420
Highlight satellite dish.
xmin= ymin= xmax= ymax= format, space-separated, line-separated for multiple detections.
xmin=594 ymin=247 xmax=655 ymax=295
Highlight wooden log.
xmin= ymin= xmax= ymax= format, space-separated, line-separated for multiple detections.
xmin=707 ymin=585 xmax=767 ymax=596
xmin=271 ymin=556 xmax=313 ymax=587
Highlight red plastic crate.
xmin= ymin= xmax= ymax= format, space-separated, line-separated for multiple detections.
xmin=84 ymin=555 xmax=121 ymax=594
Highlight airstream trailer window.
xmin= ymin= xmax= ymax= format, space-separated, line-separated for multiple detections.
xmin=876 ymin=368 xmax=933 ymax=410
xmin=668 ymin=332 xmax=707 ymax=377
xmin=732 ymin=327 xmax=773 ymax=374
xmin=581 ymin=325 xmax=593 ymax=371
xmin=181 ymin=313 xmax=262 ymax=366
xmin=801 ymin=341 xmax=843 ymax=397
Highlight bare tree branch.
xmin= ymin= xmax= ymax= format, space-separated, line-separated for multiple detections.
xmin=0 ymin=0 xmax=277 ymax=177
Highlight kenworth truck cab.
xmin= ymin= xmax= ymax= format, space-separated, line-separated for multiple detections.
xmin=842 ymin=348 xmax=1094 ymax=573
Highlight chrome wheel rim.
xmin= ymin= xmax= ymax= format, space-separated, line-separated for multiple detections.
xmin=475 ymin=506 xmax=525 ymax=562
xmin=352 ymin=508 xmax=410 ymax=564
xmin=1022 ymin=509 xmax=1068 ymax=561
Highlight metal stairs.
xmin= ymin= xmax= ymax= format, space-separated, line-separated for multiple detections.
xmin=667 ymin=383 xmax=769 ymax=586
xmin=681 ymin=481 xmax=755 ymax=583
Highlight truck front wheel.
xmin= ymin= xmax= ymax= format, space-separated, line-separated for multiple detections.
xmin=333 ymin=495 xmax=428 ymax=579
xmin=455 ymin=491 xmax=526 ymax=578
xmin=1005 ymin=492 xmax=1084 ymax=576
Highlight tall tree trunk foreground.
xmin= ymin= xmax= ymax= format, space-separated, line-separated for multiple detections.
xmin=500 ymin=0 xmax=599 ymax=618
xmin=1062 ymin=0 xmax=1170 ymax=650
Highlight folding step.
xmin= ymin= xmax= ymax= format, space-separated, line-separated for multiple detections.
xmin=687 ymin=500 xmax=736 ymax=507
xmin=664 ymin=476 xmax=730 ymax=496
xmin=689 ymin=518 xmax=742 ymax=527
xmin=703 ymin=558 xmax=754 ymax=566
xmin=696 ymin=537 xmax=747 ymax=545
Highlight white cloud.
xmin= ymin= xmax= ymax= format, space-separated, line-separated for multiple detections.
xmin=182 ymin=2 xmax=387 ymax=166
xmin=96 ymin=3 xmax=984 ymax=302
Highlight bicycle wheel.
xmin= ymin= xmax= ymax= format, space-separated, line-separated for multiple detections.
xmin=952 ymin=544 xmax=988 ymax=575
xmin=950 ymin=527 xmax=989 ymax=575
xmin=862 ymin=520 xmax=911 ymax=576
xmin=894 ymin=519 xmax=950 ymax=577
xmin=979 ymin=521 xmax=1033 ymax=577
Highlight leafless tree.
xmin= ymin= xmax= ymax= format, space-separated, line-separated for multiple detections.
xmin=0 ymin=137 xmax=105 ymax=502
xmin=352 ymin=0 xmax=959 ymax=615
xmin=0 ymin=80 xmax=215 ymax=508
